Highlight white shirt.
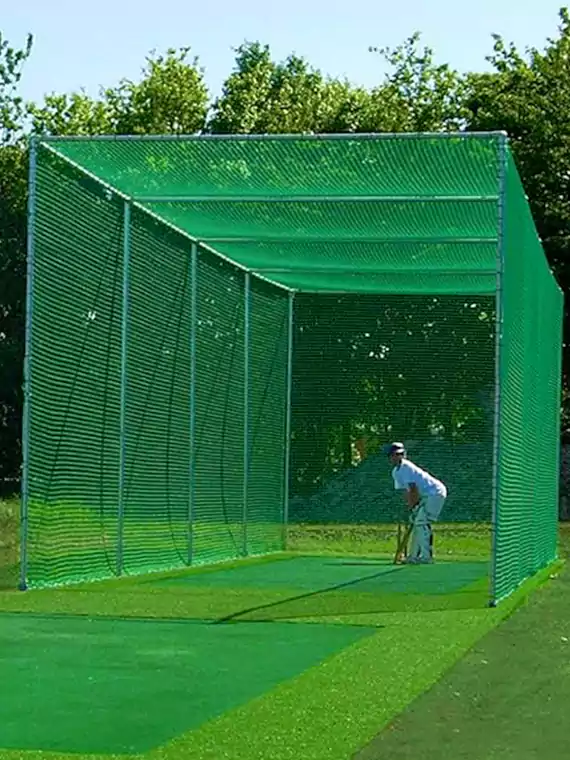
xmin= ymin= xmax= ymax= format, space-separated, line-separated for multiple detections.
xmin=392 ymin=459 xmax=447 ymax=498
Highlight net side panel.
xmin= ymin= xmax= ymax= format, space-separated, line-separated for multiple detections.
xmin=247 ymin=279 xmax=289 ymax=555
xmin=192 ymin=251 xmax=245 ymax=564
xmin=495 ymin=153 xmax=562 ymax=601
xmin=122 ymin=207 xmax=191 ymax=575
xmin=27 ymin=147 xmax=123 ymax=587
xmin=290 ymin=294 xmax=496 ymax=528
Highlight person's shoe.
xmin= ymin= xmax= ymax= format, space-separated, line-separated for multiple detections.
xmin=402 ymin=557 xmax=421 ymax=565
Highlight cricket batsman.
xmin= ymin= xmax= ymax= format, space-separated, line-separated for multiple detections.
xmin=385 ymin=442 xmax=447 ymax=564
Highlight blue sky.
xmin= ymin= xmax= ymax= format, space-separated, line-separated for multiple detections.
xmin=3 ymin=0 xmax=567 ymax=104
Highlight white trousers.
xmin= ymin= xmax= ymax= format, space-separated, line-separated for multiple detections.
xmin=409 ymin=493 xmax=446 ymax=560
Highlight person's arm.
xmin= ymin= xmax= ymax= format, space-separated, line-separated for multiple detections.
xmin=404 ymin=483 xmax=420 ymax=508
xmin=393 ymin=465 xmax=420 ymax=508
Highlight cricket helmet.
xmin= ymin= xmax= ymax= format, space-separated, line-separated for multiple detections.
xmin=384 ymin=441 xmax=406 ymax=457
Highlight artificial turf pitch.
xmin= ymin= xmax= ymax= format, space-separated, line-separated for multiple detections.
xmin=0 ymin=537 xmax=565 ymax=760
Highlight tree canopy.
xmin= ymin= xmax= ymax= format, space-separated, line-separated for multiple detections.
xmin=1 ymin=9 xmax=570 ymax=492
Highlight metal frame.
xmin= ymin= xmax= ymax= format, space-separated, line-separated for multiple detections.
xmin=242 ymin=273 xmax=251 ymax=556
xmin=117 ymin=200 xmax=131 ymax=577
xmin=490 ymin=133 xmax=508 ymax=606
xmin=24 ymin=130 xmax=528 ymax=592
xmin=188 ymin=242 xmax=199 ymax=565
xmin=199 ymin=236 xmax=497 ymax=246
xmin=283 ymin=292 xmax=295 ymax=550
xmin=252 ymin=268 xmax=497 ymax=276
xmin=40 ymin=131 xmax=507 ymax=143
xmin=19 ymin=136 xmax=38 ymax=591
xmin=133 ymin=195 xmax=498 ymax=204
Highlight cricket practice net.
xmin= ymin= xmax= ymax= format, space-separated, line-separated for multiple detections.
xmin=21 ymin=133 xmax=562 ymax=604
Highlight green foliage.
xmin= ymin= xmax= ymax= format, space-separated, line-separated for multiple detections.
xmin=1 ymin=13 xmax=570 ymax=494
xmin=28 ymin=92 xmax=112 ymax=136
xmin=209 ymin=42 xmax=369 ymax=134
xmin=365 ymin=33 xmax=467 ymax=132
xmin=0 ymin=33 xmax=31 ymax=490
xmin=0 ymin=31 xmax=32 ymax=144
xmin=29 ymin=47 xmax=208 ymax=137
xmin=208 ymin=36 xmax=463 ymax=135
xmin=104 ymin=47 xmax=208 ymax=135
xmin=464 ymin=7 xmax=570 ymax=427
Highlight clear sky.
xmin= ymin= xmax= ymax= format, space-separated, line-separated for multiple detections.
xmin=3 ymin=0 xmax=567 ymax=104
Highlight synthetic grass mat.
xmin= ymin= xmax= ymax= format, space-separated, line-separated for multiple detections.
xmin=0 ymin=560 xmax=560 ymax=760
xmin=147 ymin=556 xmax=489 ymax=596
xmin=0 ymin=556 xmax=492 ymax=626
xmin=0 ymin=614 xmax=374 ymax=754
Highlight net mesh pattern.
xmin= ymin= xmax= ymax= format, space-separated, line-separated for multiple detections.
xmin=494 ymin=152 xmax=563 ymax=602
xmin=123 ymin=208 xmax=192 ymax=573
xmin=24 ymin=134 xmax=562 ymax=604
xmin=290 ymin=294 xmax=496 ymax=525
xmin=28 ymin=150 xmax=123 ymax=585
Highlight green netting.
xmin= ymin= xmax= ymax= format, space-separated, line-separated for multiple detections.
xmin=141 ymin=198 xmax=498 ymax=243
xmin=25 ymin=147 xmax=289 ymax=587
xmin=248 ymin=278 xmax=289 ymax=554
xmin=41 ymin=134 xmax=500 ymax=199
xmin=214 ymin=240 xmax=497 ymax=272
xmin=259 ymin=271 xmax=495 ymax=294
xmin=495 ymin=152 xmax=563 ymax=602
xmin=28 ymin=150 xmax=123 ymax=585
xmin=290 ymin=294 xmax=496 ymax=526
xmin=23 ymin=134 xmax=562 ymax=605
xmin=192 ymin=251 xmax=246 ymax=563
xmin=123 ymin=207 xmax=191 ymax=573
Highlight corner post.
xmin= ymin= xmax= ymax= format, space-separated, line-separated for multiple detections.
xmin=243 ymin=272 xmax=251 ymax=557
xmin=283 ymin=292 xmax=295 ymax=550
xmin=20 ymin=136 xmax=39 ymax=592
xmin=490 ymin=132 xmax=508 ymax=606
xmin=117 ymin=200 xmax=131 ymax=577
xmin=188 ymin=242 xmax=198 ymax=565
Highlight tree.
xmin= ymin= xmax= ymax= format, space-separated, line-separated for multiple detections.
xmin=364 ymin=33 xmax=467 ymax=132
xmin=209 ymin=42 xmax=371 ymax=134
xmin=464 ymin=6 xmax=570 ymax=431
xmin=28 ymin=92 xmax=112 ymax=136
xmin=104 ymin=47 xmax=208 ymax=135
xmin=0 ymin=31 xmax=33 ymax=491
xmin=29 ymin=47 xmax=209 ymax=137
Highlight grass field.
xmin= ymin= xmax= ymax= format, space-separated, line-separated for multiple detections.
xmin=0 ymin=497 xmax=567 ymax=760
xmin=356 ymin=523 xmax=570 ymax=760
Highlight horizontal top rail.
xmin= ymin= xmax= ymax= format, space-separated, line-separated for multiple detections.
xmin=200 ymin=236 xmax=498 ymax=245
xmin=252 ymin=267 xmax=497 ymax=276
xmin=38 ymin=130 xmax=508 ymax=143
xmin=136 ymin=194 xmax=499 ymax=204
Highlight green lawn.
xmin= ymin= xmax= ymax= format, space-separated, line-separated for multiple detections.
xmin=0 ymin=499 xmax=567 ymax=760
xmin=356 ymin=524 xmax=570 ymax=760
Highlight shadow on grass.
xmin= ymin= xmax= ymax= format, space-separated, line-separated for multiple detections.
xmin=213 ymin=562 xmax=490 ymax=625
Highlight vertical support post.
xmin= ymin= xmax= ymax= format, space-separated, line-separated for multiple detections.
xmin=188 ymin=242 xmax=198 ymax=565
xmin=283 ymin=292 xmax=295 ymax=550
xmin=490 ymin=132 xmax=508 ymax=606
xmin=554 ymin=291 xmax=564 ymax=554
xmin=19 ymin=136 xmax=39 ymax=591
xmin=117 ymin=200 xmax=131 ymax=577
xmin=243 ymin=272 xmax=251 ymax=557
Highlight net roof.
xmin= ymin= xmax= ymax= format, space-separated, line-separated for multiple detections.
xmin=42 ymin=133 xmax=508 ymax=294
